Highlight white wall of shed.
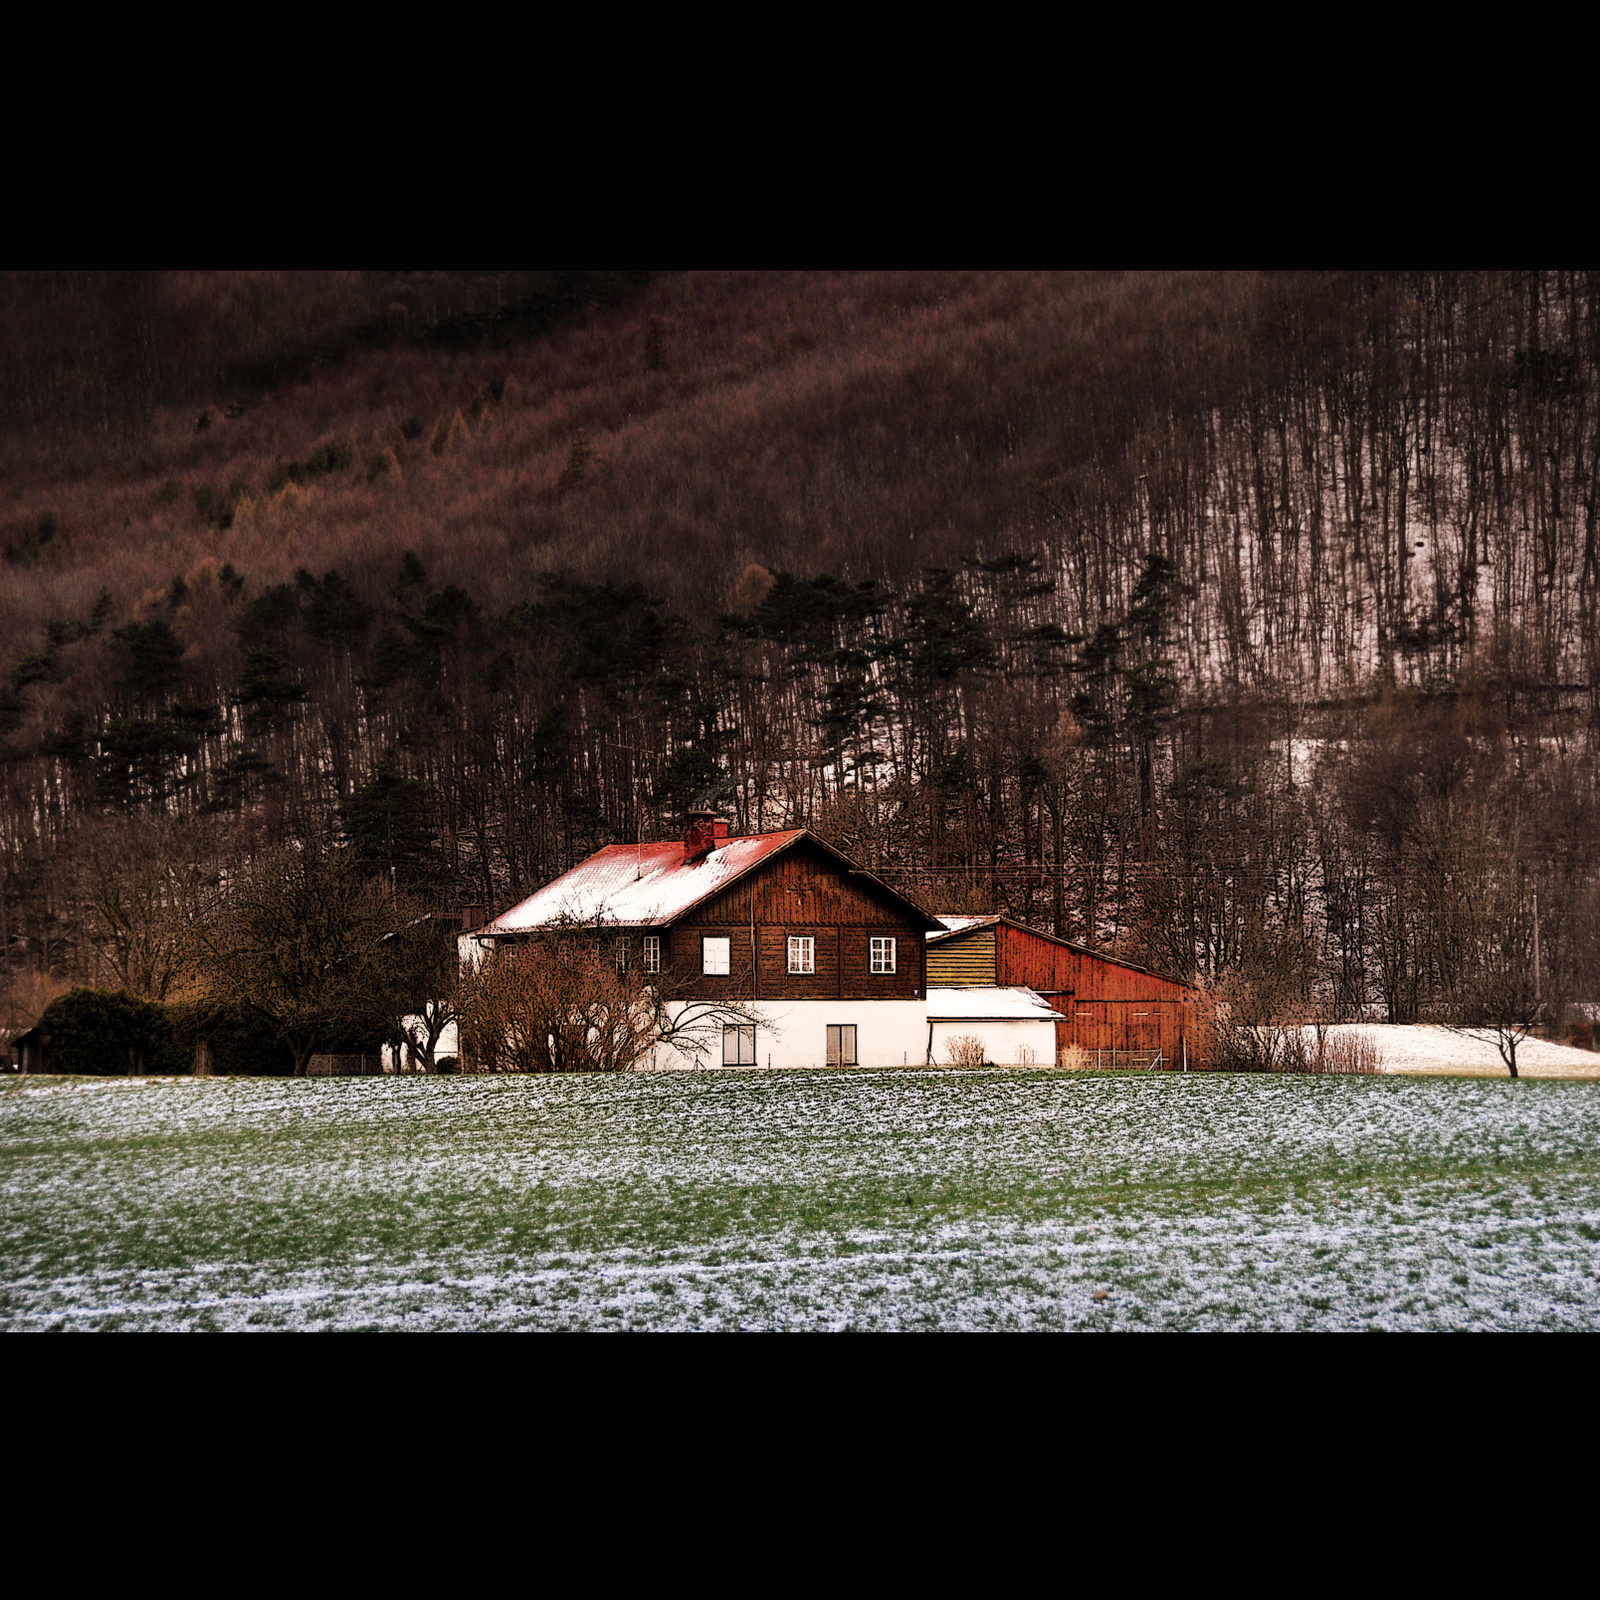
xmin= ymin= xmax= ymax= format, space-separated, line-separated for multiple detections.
xmin=928 ymin=1016 xmax=1057 ymax=1068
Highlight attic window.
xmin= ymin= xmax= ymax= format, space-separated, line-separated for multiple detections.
xmin=787 ymin=936 xmax=815 ymax=974
xmin=702 ymin=936 xmax=731 ymax=976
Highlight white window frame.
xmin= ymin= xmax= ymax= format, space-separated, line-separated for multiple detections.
xmin=787 ymin=935 xmax=815 ymax=974
xmin=614 ymin=936 xmax=628 ymax=974
xmin=701 ymin=935 xmax=731 ymax=976
xmin=642 ymin=935 xmax=661 ymax=975
xmin=722 ymin=1023 xmax=756 ymax=1065
xmin=826 ymin=1024 xmax=858 ymax=1066
xmin=870 ymin=936 xmax=897 ymax=974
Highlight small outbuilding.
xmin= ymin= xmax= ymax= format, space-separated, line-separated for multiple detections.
xmin=928 ymin=916 xmax=1211 ymax=1067
xmin=926 ymin=985 xmax=1061 ymax=1067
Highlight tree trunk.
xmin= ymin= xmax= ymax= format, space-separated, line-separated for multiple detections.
xmin=292 ymin=1043 xmax=312 ymax=1077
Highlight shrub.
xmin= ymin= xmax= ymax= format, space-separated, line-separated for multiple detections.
xmin=1211 ymin=1024 xmax=1381 ymax=1074
xmin=35 ymin=988 xmax=166 ymax=1074
xmin=943 ymin=1034 xmax=986 ymax=1067
xmin=1319 ymin=1032 xmax=1381 ymax=1074
xmin=162 ymin=999 xmax=295 ymax=1076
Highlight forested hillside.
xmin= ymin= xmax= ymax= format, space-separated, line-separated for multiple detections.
xmin=4 ymin=270 xmax=1599 ymax=1029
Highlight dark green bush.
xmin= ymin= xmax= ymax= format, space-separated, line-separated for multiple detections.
xmin=162 ymin=999 xmax=294 ymax=1076
xmin=36 ymin=988 xmax=165 ymax=1074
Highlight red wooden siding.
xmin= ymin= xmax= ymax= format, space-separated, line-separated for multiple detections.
xmin=988 ymin=921 xmax=1212 ymax=1064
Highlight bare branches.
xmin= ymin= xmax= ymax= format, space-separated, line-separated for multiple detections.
xmin=198 ymin=847 xmax=406 ymax=1075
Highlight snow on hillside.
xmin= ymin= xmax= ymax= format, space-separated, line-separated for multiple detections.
xmin=1314 ymin=1024 xmax=1600 ymax=1080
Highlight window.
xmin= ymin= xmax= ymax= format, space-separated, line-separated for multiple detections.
xmin=826 ymin=1024 xmax=858 ymax=1066
xmin=702 ymin=935 xmax=731 ymax=975
xmin=870 ymin=936 xmax=896 ymax=974
xmin=643 ymin=936 xmax=661 ymax=975
xmin=614 ymin=937 xmax=628 ymax=974
xmin=723 ymin=1023 xmax=755 ymax=1065
xmin=787 ymin=935 xmax=815 ymax=974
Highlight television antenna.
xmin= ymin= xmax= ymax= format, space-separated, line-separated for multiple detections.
xmin=606 ymin=740 xmax=650 ymax=879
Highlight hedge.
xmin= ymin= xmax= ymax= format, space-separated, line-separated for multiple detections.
xmin=31 ymin=989 xmax=295 ymax=1075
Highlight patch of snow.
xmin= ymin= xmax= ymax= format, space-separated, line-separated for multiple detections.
xmin=927 ymin=986 xmax=1059 ymax=1021
xmin=1314 ymin=1024 xmax=1600 ymax=1079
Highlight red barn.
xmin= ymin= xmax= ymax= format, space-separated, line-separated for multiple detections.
xmin=927 ymin=916 xmax=1211 ymax=1067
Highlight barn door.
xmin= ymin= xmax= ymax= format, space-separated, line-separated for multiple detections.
xmin=1127 ymin=1010 xmax=1161 ymax=1054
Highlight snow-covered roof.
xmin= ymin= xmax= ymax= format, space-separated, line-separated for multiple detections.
xmin=926 ymin=986 xmax=1060 ymax=1021
xmin=480 ymin=832 xmax=804 ymax=934
xmin=926 ymin=915 xmax=997 ymax=942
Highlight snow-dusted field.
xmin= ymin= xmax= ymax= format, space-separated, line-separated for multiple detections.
xmin=4 ymin=1069 xmax=1599 ymax=1331
xmin=1321 ymin=1025 xmax=1600 ymax=1079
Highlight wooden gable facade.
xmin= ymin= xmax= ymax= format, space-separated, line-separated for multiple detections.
xmin=666 ymin=835 xmax=935 ymax=1004
xmin=928 ymin=917 xmax=1211 ymax=1064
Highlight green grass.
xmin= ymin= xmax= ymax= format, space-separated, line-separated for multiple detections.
xmin=3 ymin=1070 xmax=1599 ymax=1329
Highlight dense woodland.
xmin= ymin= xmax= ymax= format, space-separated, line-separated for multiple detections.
xmin=4 ymin=270 xmax=1599 ymax=1048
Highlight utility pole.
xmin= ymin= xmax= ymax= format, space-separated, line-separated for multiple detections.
xmin=1532 ymin=888 xmax=1542 ymax=1010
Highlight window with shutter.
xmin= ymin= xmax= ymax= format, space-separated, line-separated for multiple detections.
xmin=825 ymin=1024 xmax=857 ymax=1066
xmin=722 ymin=1023 xmax=755 ymax=1065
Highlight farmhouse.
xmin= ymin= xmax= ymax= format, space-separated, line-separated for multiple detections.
xmin=465 ymin=808 xmax=944 ymax=1068
xmin=927 ymin=915 xmax=1209 ymax=1068
xmin=457 ymin=807 xmax=1212 ymax=1070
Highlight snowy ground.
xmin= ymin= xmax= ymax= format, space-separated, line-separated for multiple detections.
xmin=1318 ymin=1024 xmax=1600 ymax=1080
xmin=3 ymin=1070 xmax=1599 ymax=1331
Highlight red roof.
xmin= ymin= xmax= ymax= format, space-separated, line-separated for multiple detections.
xmin=480 ymin=829 xmax=941 ymax=935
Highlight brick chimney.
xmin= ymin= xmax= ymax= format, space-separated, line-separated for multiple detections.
xmin=685 ymin=806 xmax=725 ymax=862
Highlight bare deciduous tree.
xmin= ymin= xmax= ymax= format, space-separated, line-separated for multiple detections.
xmin=71 ymin=814 xmax=218 ymax=1000
xmin=200 ymin=846 xmax=403 ymax=1076
xmin=457 ymin=933 xmax=761 ymax=1073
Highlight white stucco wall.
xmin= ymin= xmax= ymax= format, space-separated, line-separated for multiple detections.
xmin=927 ymin=1016 xmax=1057 ymax=1068
xmin=384 ymin=1017 xmax=460 ymax=1072
xmin=646 ymin=999 xmax=931 ymax=1070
